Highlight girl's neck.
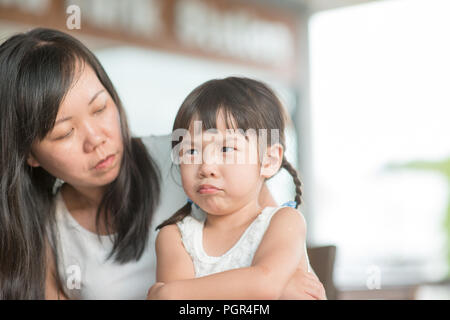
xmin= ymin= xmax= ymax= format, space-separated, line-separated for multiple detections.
xmin=204 ymin=199 xmax=263 ymax=231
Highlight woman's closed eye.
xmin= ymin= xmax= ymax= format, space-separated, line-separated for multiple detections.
xmin=55 ymin=128 xmax=73 ymax=140
xmin=94 ymin=104 xmax=107 ymax=114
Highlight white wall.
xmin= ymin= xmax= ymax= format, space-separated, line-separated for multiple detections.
xmin=309 ymin=0 xmax=450 ymax=287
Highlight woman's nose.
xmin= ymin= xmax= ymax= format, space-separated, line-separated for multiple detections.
xmin=82 ymin=121 xmax=106 ymax=153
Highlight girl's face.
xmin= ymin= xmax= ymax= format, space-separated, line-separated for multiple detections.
xmin=27 ymin=65 xmax=124 ymax=190
xmin=179 ymin=113 xmax=265 ymax=216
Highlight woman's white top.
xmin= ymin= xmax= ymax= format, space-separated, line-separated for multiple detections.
xmin=55 ymin=134 xmax=191 ymax=299
xmin=177 ymin=206 xmax=310 ymax=277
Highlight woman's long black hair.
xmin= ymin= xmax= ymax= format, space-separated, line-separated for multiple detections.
xmin=0 ymin=28 xmax=160 ymax=299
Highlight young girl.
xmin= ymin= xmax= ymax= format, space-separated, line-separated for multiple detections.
xmin=148 ymin=77 xmax=310 ymax=300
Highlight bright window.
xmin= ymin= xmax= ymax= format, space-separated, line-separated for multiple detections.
xmin=309 ymin=0 xmax=450 ymax=288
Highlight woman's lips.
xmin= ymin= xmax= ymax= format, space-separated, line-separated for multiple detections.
xmin=94 ymin=154 xmax=116 ymax=170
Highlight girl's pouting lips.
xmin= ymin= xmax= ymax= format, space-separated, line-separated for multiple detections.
xmin=197 ymin=184 xmax=222 ymax=194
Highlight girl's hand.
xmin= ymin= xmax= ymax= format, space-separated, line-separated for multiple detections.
xmin=280 ymin=269 xmax=327 ymax=300
xmin=147 ymin=282 xmax=166 ymax=300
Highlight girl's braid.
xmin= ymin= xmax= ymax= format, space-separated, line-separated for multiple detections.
xmin=281 ymin=157 xmax=303 ymax=209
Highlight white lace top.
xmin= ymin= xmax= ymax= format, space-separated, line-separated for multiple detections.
xmin=176 ymin=205 xmax=310 ymax=277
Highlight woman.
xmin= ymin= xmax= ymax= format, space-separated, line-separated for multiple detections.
xmin=0 ymin=28 xmax=325 ymax=300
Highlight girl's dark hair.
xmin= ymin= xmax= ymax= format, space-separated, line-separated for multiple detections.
xmin=156 ymin=77 xmax=302 ymax=230
xmin=0 ymin=28 xmax=160 ymax=299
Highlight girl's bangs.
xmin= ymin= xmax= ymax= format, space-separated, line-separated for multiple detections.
xmin=188 ymin=105 xmax=241 ymax=132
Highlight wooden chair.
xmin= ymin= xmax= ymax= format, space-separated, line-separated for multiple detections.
xmin=307 ymin=245 xmax=337 ymax=300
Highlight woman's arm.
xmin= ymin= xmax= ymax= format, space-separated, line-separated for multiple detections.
xmin=148 ymin=207 xmax=305 ymax=300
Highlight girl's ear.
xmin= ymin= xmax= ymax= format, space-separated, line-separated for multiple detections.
xmin=27 ymin=153 xmax=41 ymax=168
xmin=260 ymin=143 xmax=283 ymax=178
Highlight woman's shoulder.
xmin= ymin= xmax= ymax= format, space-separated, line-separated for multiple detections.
xmin=53 ymin=191 xmax=69 ymax=223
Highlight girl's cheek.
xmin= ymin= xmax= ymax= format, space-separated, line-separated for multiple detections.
xmin=180 ymin=166 xmax=194 ymax=184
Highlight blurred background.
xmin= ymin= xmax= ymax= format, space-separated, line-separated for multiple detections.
xmin=1 ymin=0 xmax=449 ymax=299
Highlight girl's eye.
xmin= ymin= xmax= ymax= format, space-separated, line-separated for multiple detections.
xmin=222 ymin=146 xmax=235 ymax=153
xmin=186 ymin=148 xmax=198 ymax=155
xmin=56 ymin=128 xmax=73 ymax=140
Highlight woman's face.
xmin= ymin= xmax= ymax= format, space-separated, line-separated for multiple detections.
xmin=27 ymin=65 xmax=124 ymax=190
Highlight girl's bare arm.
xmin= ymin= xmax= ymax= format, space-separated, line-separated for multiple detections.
xmin=154 ymin=224 xmax=195 ymax=283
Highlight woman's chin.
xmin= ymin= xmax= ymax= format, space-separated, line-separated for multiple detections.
xmin=97 ymin=169 xmax=121 ymax=186
xmin=75 ymin=167 xmax=121 ymax=190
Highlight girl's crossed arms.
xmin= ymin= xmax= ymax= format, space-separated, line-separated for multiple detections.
xmin=151 ymin=205 xmax=307 ymax=299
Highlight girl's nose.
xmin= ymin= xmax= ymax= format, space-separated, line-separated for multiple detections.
xmin=198 ymin=162 xmax=219 ymax=178
xmin=198 ymin=150 xmax=220 ymax=178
